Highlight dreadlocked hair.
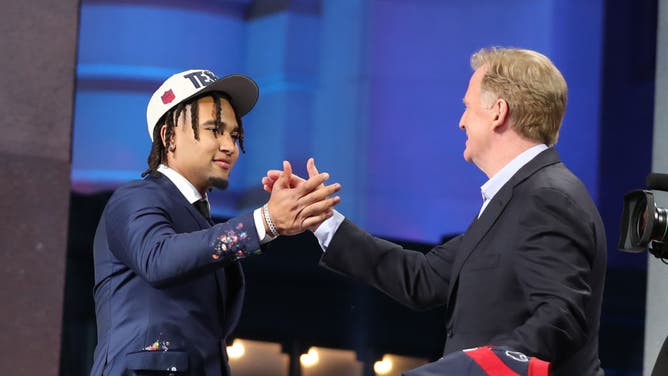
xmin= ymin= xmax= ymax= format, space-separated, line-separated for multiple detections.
xmin=141 ymin=92 xmax=246 ymax=177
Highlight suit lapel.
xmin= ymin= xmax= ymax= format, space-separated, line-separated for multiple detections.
xmin=446 ymin=186 xmax=512 ymax=303
xmin=150 ymin=173 xmax=212 ymax=230
xmin=445 ymin=148 xmax=563 ymax=304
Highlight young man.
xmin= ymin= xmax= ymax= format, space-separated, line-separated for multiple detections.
xmin=90 ymin=69 xmax=340 ymax=376
xmin=264 ymin=48 xmax=606 ymax=375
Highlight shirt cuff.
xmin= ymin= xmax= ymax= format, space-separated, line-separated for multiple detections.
xmin=253 ymin=207 xmax=276 ymax=245
xmin=313 ymin=209 xmax=345 ymax=252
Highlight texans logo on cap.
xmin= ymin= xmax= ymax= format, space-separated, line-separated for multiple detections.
xmin=161 ymin=89 xmax=175 ymax=105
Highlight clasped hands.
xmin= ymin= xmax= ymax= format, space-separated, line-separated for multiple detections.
xmin=263 ymin=158 xmax=340 ymax=236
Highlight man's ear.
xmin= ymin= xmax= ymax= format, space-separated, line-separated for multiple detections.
xmin=491 ymin=98 xmax=509 ymax=129
xmin=159 ymin=124 xmax=169 ymax=148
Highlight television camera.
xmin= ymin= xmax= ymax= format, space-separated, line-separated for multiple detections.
xmin=619 ymin=173 xmax=668 ymax=262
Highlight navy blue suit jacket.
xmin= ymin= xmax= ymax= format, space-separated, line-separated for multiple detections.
xmin=321 ymin=148 xmax=606 ymax=376
xmin=90 ymin=173 xmax=262 ymax=376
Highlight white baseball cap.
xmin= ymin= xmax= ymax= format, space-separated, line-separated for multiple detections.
xmin=146 ymin=69 xmax=259 ymax=140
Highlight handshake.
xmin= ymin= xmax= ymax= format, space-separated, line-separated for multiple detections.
xmin=260 ymin=157 xmax=341 ymax=237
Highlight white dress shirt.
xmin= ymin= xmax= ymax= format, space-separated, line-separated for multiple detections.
xmin=157 ymin=164 xmax=275 ymax=244
xmin=478 ymin=144 xmax=548 ymax=217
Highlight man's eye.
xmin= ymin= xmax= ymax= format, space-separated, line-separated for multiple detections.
xmin=231 ymin=132 xmax=241 ymax=140
xmin=208 ymin=128 xmax=220 ymax=135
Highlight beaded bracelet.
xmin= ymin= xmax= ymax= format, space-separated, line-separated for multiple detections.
xmin=262 ymin=203 xmax=280 ymax=237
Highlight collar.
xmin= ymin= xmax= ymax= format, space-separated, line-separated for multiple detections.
xmin=157 ymin=164 xmax=207 ymax=204
xmin=480 ymin=144 xmax=548 ymax=203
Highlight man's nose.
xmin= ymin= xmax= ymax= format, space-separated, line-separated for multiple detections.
xmin=219 ymin=134 xmax=236 ymax=153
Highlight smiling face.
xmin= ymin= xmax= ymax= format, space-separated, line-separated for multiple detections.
xmin=459 ymin=66 xmax=496 ymax=167
xmin=163 ymin=96 xmax=240 ymax=194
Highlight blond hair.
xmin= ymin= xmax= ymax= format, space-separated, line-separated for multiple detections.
xmin=471 ymin=47 xmax=567 ymax=145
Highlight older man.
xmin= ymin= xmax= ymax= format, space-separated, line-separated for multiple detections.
xmin=265 ymin=48 xmax=606 ymax=375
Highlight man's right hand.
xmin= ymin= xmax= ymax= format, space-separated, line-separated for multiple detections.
xmin=264 ymin=158 xmax=340 ymax=236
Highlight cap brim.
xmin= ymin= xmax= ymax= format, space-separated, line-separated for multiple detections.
xmin=191 ymin=74 xmax=259 ymax=117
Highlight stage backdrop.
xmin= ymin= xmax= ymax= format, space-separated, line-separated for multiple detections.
xmin=72 ymin=0 xmax=603 ymax=246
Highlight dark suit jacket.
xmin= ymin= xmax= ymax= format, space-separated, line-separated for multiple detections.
xmin=90 ymin=173 xmax=262 ymax=376
xmin=321 ymin=148 xmax=606 ymax=376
